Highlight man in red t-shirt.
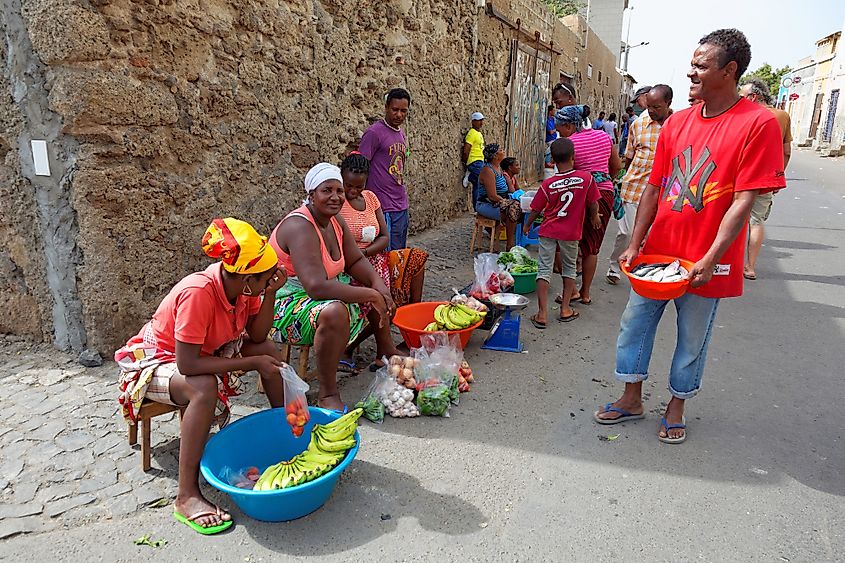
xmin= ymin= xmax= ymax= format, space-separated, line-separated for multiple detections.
xmin=593 ymin=29 xmax=786 ymax=444
xmin=525 ymin=138 xmax=600 ymax=326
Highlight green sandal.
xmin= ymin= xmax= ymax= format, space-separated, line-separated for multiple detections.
xmin=173 ymin=506 xmax=233 ymax=535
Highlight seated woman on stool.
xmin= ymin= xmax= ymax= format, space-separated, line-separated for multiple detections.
xmin=116 ymin=218 xmax=288 ymax=535
xmin=269 ymin=163 xmax=395 ymax=410
xmin=475 ymin=143 xmax=521 ymax=250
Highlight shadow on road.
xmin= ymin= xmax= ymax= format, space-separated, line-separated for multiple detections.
xmin=220 ymin=460 xmax=485 ymax=556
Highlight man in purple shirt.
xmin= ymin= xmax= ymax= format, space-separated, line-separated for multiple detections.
xmin=359 ymin=88 xmax=411 ymax=250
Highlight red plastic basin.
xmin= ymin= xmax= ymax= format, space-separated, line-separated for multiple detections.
xmin=392 ymin=301 xmax=482 ymax=349
xmin=622 ymin=254 xmax=695 ymax=300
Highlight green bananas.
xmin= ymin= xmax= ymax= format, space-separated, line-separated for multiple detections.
xmin=428 ymin=304 xmax=485 ymax=331
xmin=253 ymin=408 xmax=362 ymax=491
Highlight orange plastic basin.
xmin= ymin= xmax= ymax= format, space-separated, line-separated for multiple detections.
xmin=392 ymin=301 xmax=482 ymax=350
xmin=622 ymin=254 xmax=695 ymax=300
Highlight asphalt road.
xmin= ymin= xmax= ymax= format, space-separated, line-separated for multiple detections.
xmin=3 ymin=149 xmax=843 ymax=561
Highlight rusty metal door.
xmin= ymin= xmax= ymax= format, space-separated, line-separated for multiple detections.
xmin=809 ymin=92 xmax=824 ymax=139
xmin=507 ymin=43 xmax=551 ymax=184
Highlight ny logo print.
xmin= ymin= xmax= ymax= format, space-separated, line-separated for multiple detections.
xmin=664 ymin=145 xmax=717 ymax=212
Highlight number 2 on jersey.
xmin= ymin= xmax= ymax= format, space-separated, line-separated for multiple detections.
xmin=557 ymin=191 xmax=574 ymax=217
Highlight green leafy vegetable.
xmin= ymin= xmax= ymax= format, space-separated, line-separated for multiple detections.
xmin=354 ymin=395 xmax=385 ymax=423
xmin=497 ymin=252 xmax=516 ymax=266
xmin=416 ymin=384 xmax=451 ymax=416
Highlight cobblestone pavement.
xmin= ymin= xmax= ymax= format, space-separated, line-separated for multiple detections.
xmin=0 ymin=215 xmax=476 ymax=542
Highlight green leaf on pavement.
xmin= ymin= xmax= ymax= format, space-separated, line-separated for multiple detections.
xmin=135 ymin=534 xmax=167 ymax=548
xmin=148 ymin=497 xmax=171 ymax=508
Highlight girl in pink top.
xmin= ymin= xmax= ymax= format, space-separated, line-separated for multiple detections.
xmin=270 ymin=163 xmax=395 ymax=411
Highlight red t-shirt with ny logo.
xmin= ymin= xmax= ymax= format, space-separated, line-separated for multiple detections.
xmin=645 ymin=98 xmax=786 ymax=298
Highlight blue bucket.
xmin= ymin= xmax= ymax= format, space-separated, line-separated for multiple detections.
xmin=200 ymin=407 xmax=359 ymax=522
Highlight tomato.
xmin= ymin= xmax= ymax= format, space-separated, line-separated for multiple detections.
xmin=295 ymin=415 xmax=307 ymax=427
xmin=285 ymin=402 xmax=296 ymax=415
xmin=292 ymin=426 xmax=304 ymax=437
xmin=286 ymin=413 xmax=297 ymax=425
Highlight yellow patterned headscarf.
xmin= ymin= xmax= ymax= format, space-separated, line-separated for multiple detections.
xmin=201 ymin=218 xmax=278 ymax=275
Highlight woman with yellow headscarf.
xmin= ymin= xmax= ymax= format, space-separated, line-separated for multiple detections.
xmin=115 ymin=218 xmax=287 ymax=535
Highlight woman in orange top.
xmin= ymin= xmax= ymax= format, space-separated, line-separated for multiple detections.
xmin=270 ymin=163 xmax=395 ymax=411
xmin=116 ymin=218 xmax=287 ymax=535
xmin=338 ymin=153 xmax=404 ymax=367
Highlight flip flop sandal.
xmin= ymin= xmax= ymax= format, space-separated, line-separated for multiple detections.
xmin=368 ymin=360 xmax=386 ymax=372
xmin=658 ymin=416 xmax=687 ymax=444
xmin=558 ymin=311 xmax=580 ymax=323
xmin=743 ymin=272 xmax=757 ymax=280
xmin=173 ymin=507 xmax=233 ymax=535
xmin=555 ymin=294 xmax=579 ymax=305
xmin=579 ymin=298 xmax=593 ymax=305
xmin=529 ymin=315 xmax=547 ymax=330
xmin=593 ymin=402 xmax=646 ymax=424
xmin=606 ymin=274 xmax=620 ymax=285
xmin=337 ymin=359 xmax=359 ymax=374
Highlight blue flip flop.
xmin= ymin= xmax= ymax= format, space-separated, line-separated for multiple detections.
xmin=593 ymin=402 xmax=646 ymax=425
xmin=658 ymin=416 xmax=687 ymax=444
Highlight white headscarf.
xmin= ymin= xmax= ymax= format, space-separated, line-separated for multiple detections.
xmin=304 ymin=162 xmax=343 ymax=194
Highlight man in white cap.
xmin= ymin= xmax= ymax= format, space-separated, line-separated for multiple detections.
xmin=463 ymin=112 xmax=486 ymax=207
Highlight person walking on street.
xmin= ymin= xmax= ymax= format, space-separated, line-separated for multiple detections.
xmin=464 ymin=111 xmax=486 ymax=209
xmin=618 ymin=106 xmax=635 ymax=156
xmin=555 ymin=105 xmax=623 ymax=306
xmin=607 ymin=85 xmax=674 ymax=284
xmin=593 ymin=111 xmax=606 ymax=131
xmin=739 ymin=77 xmax=792 ymax=280
xmin=594 ymin=29 xmax=786 ymax=444
xmin=631 ymin=85 xmax=652 ymax=117
xmin=360 ymin=88 xmax=412 ymax=251
xmin=602 ymin=112 xmax=619 ymax=144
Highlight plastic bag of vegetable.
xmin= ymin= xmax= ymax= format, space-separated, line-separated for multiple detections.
xmin=415 ymin=332 xmax=463 ymax=405
xmin=281 ymin=364 xmax=310 ymax=438
xmin=498 ymin=245 xmax=538 ymax=273
xmin=219 ymin=466 xmax=259 ymax=489
xmin=469 ymin=253 xmax=503 ymax=300
xmin=354 ymin=367 xmax=391 ymax=424
xmin=416 ymin=383 xmax=451 ymax=417
xmin=380 ymin=379 xmax=420 ymax=418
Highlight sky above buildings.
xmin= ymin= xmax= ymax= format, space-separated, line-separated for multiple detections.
xmin=624 ymin=0 xmax=845 ymax=107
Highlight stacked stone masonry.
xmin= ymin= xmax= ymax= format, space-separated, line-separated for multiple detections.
xmin=0 ymin=0 xmax=622 ymax=353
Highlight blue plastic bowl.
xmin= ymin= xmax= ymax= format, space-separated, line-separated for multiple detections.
xmin=200 ymin=406 xmax=359 ymax=522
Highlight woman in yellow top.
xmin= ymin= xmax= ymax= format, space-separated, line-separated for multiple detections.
xmin=463 ymin=111 xmax=486 ymax=206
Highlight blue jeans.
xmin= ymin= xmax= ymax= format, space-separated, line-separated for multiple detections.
xmin=615 ymin=290 xmax=720 ymax=399
xmin=475 ymin=200 xmax=502 ymax=221
xmin=384 ymin=209 xmax=409 ymax=251
xmin=467 ymin=160 xmax=485 ymax=209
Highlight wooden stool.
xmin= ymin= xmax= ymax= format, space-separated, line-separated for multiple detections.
xmin=469 ymin=215 xmax=505 ymax=253
xmin=258 ymin=343 xmax=313 ymax=393
xmin=127 ymin=400 xmax=184 ymax=472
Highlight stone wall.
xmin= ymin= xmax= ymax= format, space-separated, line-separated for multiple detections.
xmin=0 ymin=0 xmax=621 ymax=353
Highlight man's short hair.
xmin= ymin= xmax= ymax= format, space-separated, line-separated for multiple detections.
xmin=740 ymin=76 xmax=772 ymax=105
xmin=625 ymin=106 xmax=634 ymax=113
xmin=650 ymin=84 xmax=673 ymax=104
xmin=550 ymin=137 xmax=574 ymax=164
xmin=385 ymin=88 xmax=411 ymax=106
xmin=699 ymin=28 xmax=751 ymax=81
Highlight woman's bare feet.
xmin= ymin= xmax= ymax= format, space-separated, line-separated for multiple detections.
xmin=175 ymin=493 xmax=230 ymax=528
xmin=317 ymin=393 xmax=346 ymax=412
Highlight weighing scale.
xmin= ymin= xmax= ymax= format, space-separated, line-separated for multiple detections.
xmin=481 ymin=293 xmax=529 ymax=353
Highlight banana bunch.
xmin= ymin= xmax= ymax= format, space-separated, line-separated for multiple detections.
xmin=425 ymin=303 xmax=486 ymax=332
xmin=254 ymin=408 xmax=362 ymax=491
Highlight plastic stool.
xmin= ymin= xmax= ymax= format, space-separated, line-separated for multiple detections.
xmin=516 ymin=215 xmax=540 ymax=247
